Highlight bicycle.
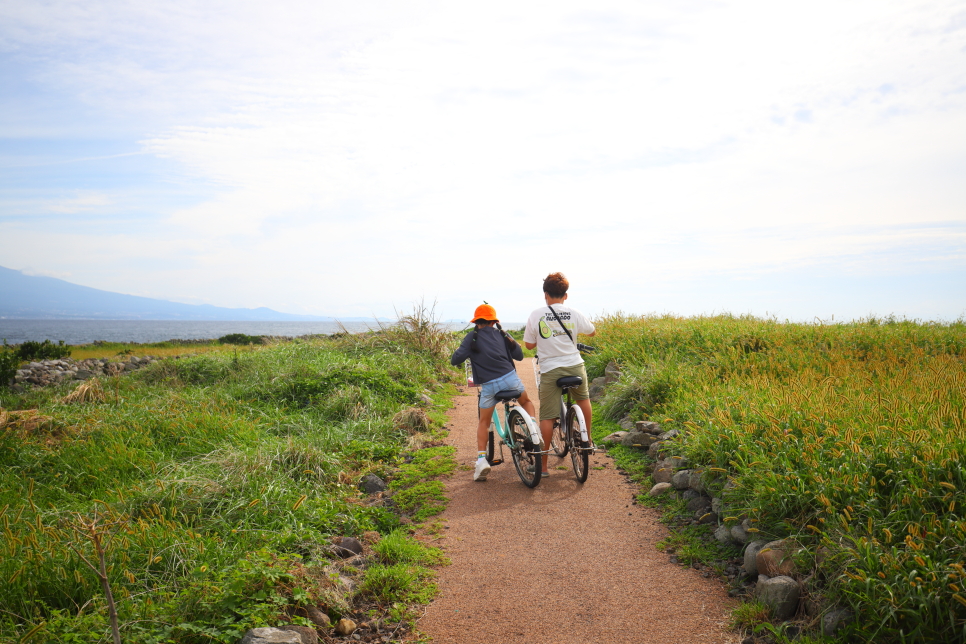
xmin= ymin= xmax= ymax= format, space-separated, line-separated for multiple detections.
xmin=466 ymin=360 xmax=544 ymax=488
xmin=533 ymin=344 xmax=596 ymax=483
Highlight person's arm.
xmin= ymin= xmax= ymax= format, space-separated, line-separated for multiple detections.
xmin=523 ymin=314 xmax=537 ymax=350
xmin=508 ymin=337 xmax=524 ymax=361
xmin=450 ymin=332 xmax=472 ymax=366
xmin=577 ymin=310 xmax=596 ymax=337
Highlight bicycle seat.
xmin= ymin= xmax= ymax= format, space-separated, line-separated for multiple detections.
xmin=556 ymin=376 xmax=583 ymax=388
xmin=494 ymin=389 xmax=523 ymax=402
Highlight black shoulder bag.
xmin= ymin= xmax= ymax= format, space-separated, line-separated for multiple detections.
xmin=547 ymin=305 xmax=595 ymax=354
xmin=547 ymin=305 xmax=576 ymax=346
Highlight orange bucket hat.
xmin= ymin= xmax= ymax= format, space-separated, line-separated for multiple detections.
xmin=472 ymin=303 xmax=498 ymax=322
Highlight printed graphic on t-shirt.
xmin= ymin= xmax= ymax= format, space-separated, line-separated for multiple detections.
xmin=538 ymin=318 xmax=552 ymax=338
xmin=541 ymin=313 xmax=575 ymax=338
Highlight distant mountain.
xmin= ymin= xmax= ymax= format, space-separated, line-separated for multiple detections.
xmin=0 ymin=266 xmax=367 ymax=321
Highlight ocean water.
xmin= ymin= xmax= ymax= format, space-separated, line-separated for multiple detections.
xmin=0 ymin=320 xmax=388 ymax=345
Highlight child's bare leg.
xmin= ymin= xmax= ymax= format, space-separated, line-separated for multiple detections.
xmin=540 ymin=418 xmax=554 ymax=473
xmin=576 ymin=398 xmax=593 ymax=444
xmin=477 ymin=406 xmax=496 ymax=452
xmin=517 ymin=390 xmax=536 ymax=420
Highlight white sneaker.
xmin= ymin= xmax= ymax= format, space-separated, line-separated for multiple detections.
xmin=473 ymin=458 xmax=491 ymax=482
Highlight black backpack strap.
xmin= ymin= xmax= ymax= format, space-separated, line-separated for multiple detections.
xmin=547 ymin=305 xmax=576 ymax=346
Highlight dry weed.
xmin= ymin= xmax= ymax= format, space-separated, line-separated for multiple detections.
xmin=1 ymin=409 xmax=55 ymax=434
xmin=62 ymin=379 xmax=107 ymax=404
xmin=392 ymin=407 xmax=430 ymax=435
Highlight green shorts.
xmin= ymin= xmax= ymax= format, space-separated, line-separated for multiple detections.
xmin=538 ymin=363 xmax=590 ymax=421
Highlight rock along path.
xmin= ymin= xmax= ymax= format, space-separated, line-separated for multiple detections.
xmin=416 ymin=358 xmax=737 ymax=644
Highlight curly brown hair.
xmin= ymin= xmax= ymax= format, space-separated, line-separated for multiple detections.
xmin=543 ymin=272 xmax=569 ymax=298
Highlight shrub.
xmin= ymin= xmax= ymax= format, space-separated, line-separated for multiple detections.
xmin=0 ymin=341 xmax=18 ymax=387
xmin=218 ymin=333 xmax=264 ymax=345
xmin=16 ymin=339 xmax=71 ymax=361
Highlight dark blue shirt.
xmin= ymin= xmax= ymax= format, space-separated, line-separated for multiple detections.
xmin=450 ymin=326 xmax=523 ymax=385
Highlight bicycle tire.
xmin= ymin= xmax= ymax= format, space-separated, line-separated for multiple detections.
xmin=566 ymin=406 xmax=589 ymax=483
xmin=508 ymin=409 xmax=541 ymax=488
xmin=550 ymin=417 xmax=568 ymax=457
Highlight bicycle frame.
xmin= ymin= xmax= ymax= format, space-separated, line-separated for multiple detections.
xmin=467 ymin=359 xmax=542 ymax=460
xmin=490 ymin=398 xmax=541 ymax=452
xmin=558 ymin=388 xmax=590 ymax=443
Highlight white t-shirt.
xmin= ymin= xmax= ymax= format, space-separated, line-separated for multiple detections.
xmin=523 ymin=304 xmax=595 ymax=373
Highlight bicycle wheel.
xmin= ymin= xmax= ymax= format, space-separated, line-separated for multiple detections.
xmin=566 ymin=406 xmax=589 ymax=483
xmin=550 ymin=417 xmax=568 ymax=457
xmin=486 ymin=426 xmax=496 ymax=465
xmin=508 ymin=409 xmax=541 ymax=488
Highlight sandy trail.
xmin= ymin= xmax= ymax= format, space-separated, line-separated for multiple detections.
xmin=416 ymin=358 xmax=736 ymax=644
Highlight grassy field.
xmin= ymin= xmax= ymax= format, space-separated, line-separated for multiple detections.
xmin=583 ymin=314 xmax=966 ymax=643
xmin=0 ymin=319 xmax=459 ymax=643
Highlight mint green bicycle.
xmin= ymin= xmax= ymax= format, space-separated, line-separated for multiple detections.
xmin=467 ymin=361 xmax=543 ymax=488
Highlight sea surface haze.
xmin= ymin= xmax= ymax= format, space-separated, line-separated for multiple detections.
xmin=0 ymin=320 xmax=384 ymax=345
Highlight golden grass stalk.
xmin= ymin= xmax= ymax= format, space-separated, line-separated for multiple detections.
xmin=62 ymin=379 xmax=107 ymax=404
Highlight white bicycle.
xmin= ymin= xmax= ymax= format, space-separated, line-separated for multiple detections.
xmin=533 ymin=350 xmax=595 ymax=483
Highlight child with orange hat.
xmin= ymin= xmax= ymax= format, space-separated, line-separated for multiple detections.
xmin=450 ymin=303 xmax=536 ymax=481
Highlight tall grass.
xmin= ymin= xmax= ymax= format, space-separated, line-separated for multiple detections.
xmin=586 ymin=314 xmax=966 ymax=643
xmin=0 ymin=324 xmax=458 ymax=643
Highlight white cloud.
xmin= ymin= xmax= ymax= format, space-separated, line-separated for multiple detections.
xmin=46 ymin=191 xmax=114 ymax=214
xmin=1 ymin=0 xmax=964 ymax=321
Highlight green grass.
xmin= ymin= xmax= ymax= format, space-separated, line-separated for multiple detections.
xmin=586 ymin=314 xmax=966 ymax=643
xmin=0 ymin=317 xmax=460 ymax=644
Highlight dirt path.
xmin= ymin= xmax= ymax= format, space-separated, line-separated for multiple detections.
xmin=416 ymin=358 xmax=736 ymax=644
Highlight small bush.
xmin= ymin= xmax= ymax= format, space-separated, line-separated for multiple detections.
xmin=218 ymin=333 xmax=264 ymax=345
xmin=0 ymin=342 xmax=18 ymax=387
xmin=359 ymin=563 xmax=437 ymax=604
xmin=16 ymin=339 xmax=71 ymax=361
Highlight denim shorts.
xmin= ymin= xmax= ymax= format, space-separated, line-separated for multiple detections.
xmin=478 ymin=370 xmax=526 ymax=408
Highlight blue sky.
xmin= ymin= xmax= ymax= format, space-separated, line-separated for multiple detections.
xmin=1 ymin=0 xmax=964 ymax=323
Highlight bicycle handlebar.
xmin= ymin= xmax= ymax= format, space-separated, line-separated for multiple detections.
xmin=577 ymin=343 xmax=596 ymax=354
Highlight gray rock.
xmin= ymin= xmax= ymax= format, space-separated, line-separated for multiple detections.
xmin=730 ymin=522 xmax=748 ymax=544
xmin=710 ymin=497 xmax=723 ymax=515
xmin=714 ymin=524 xmax=737 ymax=545
xmin=600 ymin=431 xmax=628 ymax=444
xmin=618 ymin=417 xmax=635 ymax=430
xmin=277 ymin=625 xmax=318 ymax=644
xmin=668 ymin=455 xmax=689 ymax=469
xmin=635 ymin=420 xmax=662 ymax=434
xmin=305 ymin=606 xmax=331 ymax=628
xmin=687 ymin=469 xmax=705 ymax=493
xmin=419 ymin=393 xmax=433 ymax=405
xmin=658 ymin=428 xmax=680 ymax=440
xmin=74 ymin=370 xmax=93 ymax=380
xmin=648 ymin=482 xmax=672 ymax=497
xmin=239 ymin=628 xmax=302 ymax=644
xmin=671 ymin=470 xmax=691 ymax=490
xmin=821 ymin=607 xmax=853 ymax=637
xmin=686 ymin=495 xmax=712 ymax=514
xmin=652 ymin=466 xmax=673 ymax=484
xmin=604 ymin=361 xmax=620 ymax=383
xmin=697 ymin=511 xmax=718 ymax=525
xmin=359 ymin=474 xmax=387 ymax=494
xmin=682 ymin=489 xmax=702 ymax=501
xmin=621 ymin=431 xmax=657 ymax=449
xmin=332 ymin=537 xmax=363 ymax=558
xmin=647 ymin=441 xmax=664 ymax=457
xmin=743 ymin=540 xmax=768 ymax=577
xmin=757 ymin=575 xmax=800 ymax=620
xmin=589 ymin=376 xmax=607 ymax=400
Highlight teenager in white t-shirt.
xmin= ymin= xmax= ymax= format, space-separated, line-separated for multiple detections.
xmin=523 ymin=272 xmax=596 ymax=477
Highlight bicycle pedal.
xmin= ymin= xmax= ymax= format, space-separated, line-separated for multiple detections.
xmin=488 ymin=458 xmax=504 ymax=466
